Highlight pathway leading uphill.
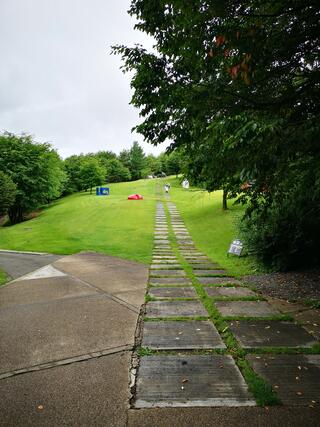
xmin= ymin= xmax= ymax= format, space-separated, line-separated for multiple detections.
xmin=132 ymin=197 xmax=320 ymax=411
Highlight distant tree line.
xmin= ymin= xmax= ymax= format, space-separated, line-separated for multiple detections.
xmin=0 ymin=132 xmax=182 ymax=224
xmin=63 ymin=140 xmax=182 ymax=195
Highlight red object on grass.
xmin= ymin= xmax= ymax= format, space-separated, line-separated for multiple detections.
xmin=128 ymin=194 xmax=143 ymax=200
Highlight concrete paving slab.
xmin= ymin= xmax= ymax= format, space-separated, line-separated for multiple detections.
xmin=215 ymin=301 xmax=280 ymax=318
xmin=229 ymin=320 xmax=317 ymax=348
xmin=127 ymin=406 xmax=320 ymax=427
xmin=54 ymin=253 xmax=147 ymax=309
xmin=293 ymin=309 xmax=320 ymax=340
xmin=154 ymin=239 xmax=170 ymax=244
xmin=0 ymin=352 xmax=130 ymax=427
xmin=0 ymin=276 xmax=98 ymax=309
xmin=266 ymin=298 xmax=309 ymax=314
xmin=135 ymin=355 xmax=255 ymax=407
xmin=0 ymin=294 xmax=138 ymax=373
xmin=180 ymin=251 xmax=205 ymax=255
xmin=198 ymin=277 xmax=241 ymax=285
xmin=0 ymin=252 xmax=63 ymax=280
xmin=190 ymin=264 xmax=220 ymax=270
xmin=152 ymin=256 xmax=177 ymax=260
xmin=150 ymin=270 xmax=186 ymax=277
xmin=145 ymin=301 xmax=208 ymax=317
xmin=205 ymin=287 xmax=257 ymax=298
xmin=149 ymin=277 xmax=192 ymax=285
xmin=194 ymin=269 xmax=227 ymax=276
xmin=183 ymin=256 xmax=209 ymax=261
xmin=142 ymin=320 xmax=225 ymax=350
xmin=148 ymin=287 xmax=197 ymax=299
xmin=150 ymin=264 xmax=182 ymax=269
xmin=153 ymin=255 xmax=174 ymax=259
xmin=246 ymin=354 xmax=320 ymax=406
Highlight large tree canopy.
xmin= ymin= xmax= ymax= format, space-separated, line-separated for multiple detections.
xmin=114 ymin=0 xmax=319 ymax=147
xmin=114 ymin=0 xmax=320 ymax=269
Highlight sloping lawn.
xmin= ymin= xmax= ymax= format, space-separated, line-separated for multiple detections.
xmin=0 ymin=179 xmax=158 ymax=264
xmin=0 ymin=176 xmax=259 ymax=274
xmin=167 ymin=177 xmax=259 ymax=276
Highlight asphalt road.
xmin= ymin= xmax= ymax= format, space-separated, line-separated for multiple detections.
xmin=0 ymin=251 xmax=63 ymax=280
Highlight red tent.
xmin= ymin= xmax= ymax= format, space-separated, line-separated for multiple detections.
xmin=127 ymin=194 xmax=143 ymax=200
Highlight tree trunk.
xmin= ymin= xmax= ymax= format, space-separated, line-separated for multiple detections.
xmin=222 ymin=189 xmax=228 ymax=210
xmin=8 ymin=206 xmax=24 ymax=224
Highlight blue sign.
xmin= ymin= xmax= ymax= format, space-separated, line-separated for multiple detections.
xmin=96 ymin=187 xmax=110 ymax=196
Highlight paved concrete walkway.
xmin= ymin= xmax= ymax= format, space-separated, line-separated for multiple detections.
xmin=0 ymin=252 xmax=148 ymax=426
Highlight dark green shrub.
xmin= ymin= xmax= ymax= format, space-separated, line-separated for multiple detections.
xmin=240 ymin=188 xmax=320 ymax=271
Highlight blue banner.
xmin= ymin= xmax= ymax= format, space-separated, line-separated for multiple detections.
xmin=96 ymin=187 xmax=110 ymax=196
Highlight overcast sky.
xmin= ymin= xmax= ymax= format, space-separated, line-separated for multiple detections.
xmin=0 ymin=0 xmax=169 ymax=158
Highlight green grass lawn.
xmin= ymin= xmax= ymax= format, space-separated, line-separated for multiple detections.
xmin=0 ymin=179 xmax=159 ymax=264
xmin=167 ymin=177 xmax=259 ymax=276
xmin=0 ymin=269 xmax=8 ymax=286
xmin=0 ymin=176 xmax=258 ymax=275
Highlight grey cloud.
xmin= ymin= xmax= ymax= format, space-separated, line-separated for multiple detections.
xmin=0 ymin=0 xmax=169 ymax=158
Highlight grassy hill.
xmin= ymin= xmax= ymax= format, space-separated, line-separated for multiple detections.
xmin=0 ymin=179 xmax=158 ymax=264
xmin=0 ymin=177 xmax=258 ymax=275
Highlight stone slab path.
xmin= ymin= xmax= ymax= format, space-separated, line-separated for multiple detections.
xmin=135 ymin=355 xmax=255 ymax=408
xmin=133 ymin=198 xmax=320 ymax=410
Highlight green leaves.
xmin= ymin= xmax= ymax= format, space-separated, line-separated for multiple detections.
xmin=0 ymin=132 xmax=66 ymax=224
xmin=0 ymin=171 xmax=17 ymax=216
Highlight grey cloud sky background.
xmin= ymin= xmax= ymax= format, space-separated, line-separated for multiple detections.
xmin=0 ymin=0 xmax=169 ymax=158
